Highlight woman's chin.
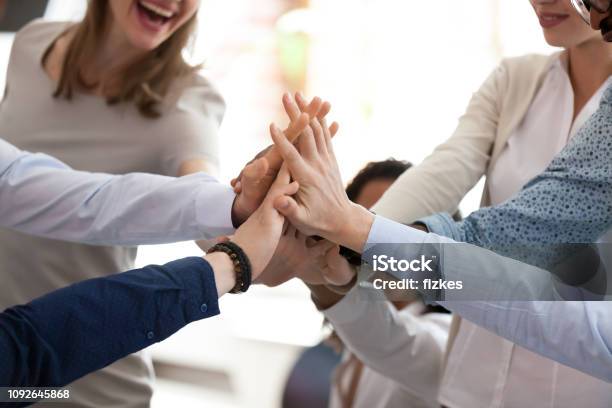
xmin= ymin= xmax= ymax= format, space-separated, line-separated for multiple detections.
xmin=542 ymin=31 xmax=574 ymax=48
xmin=126 ymin=33 xmax=165 ymax=51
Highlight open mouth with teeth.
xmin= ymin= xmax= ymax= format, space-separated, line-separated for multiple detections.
xmin=136 ymin=0 xmax=177 ymax=28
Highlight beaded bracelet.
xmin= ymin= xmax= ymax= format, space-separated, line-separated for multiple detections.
xmin=208 ymin=241 xmax=252 ymax=294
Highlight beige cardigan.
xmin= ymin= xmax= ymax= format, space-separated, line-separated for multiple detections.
xmin=370 ymin=51 xmax=559 ymax=363
xmin=372 ymin=52 xmax=558 ymax=219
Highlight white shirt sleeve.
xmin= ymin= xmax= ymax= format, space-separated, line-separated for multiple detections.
xmin=324 ymin=287 xmax=451 ymax=406
xmin=0 ymin=138 xmax=236 ymax=245
xmin=365 ymin=215 xmax=612 ymax=382
xmin=365 ymin=216 xmax=558 ymax=302
xmin=442 ymin=301 xmax=612 ymax=383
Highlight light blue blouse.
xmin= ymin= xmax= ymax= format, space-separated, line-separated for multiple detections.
xmin=0 ymin=138 xmax=235 ymax=245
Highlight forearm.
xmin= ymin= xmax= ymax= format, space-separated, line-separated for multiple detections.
xmin=371 ymin=64 xmax=502 ymax=224
xmin=324 ymin=287 xmax=448 ymax=403
xmin=0 ymin=146 xmax=236 ymax=245
xmin=364 ymin=215 xmax=560 ymax=302
xmin=0 ymin=257 xmax=221 ymax=387
xmin=439 ymin=300 xmax=612 ymax=382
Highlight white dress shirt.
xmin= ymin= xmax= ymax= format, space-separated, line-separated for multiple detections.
xmin=325 ymin=292 xmax=451 ymax=408
xmin=440 ymin=56 xmax=612 ymax=408
xmin=0 ymin=137 xmax=235 ymax=245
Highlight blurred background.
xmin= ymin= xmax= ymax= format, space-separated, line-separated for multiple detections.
xmin=0 ymin=1 xmax=555 ymax=407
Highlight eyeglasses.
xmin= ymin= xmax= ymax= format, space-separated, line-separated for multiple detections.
xmin=571 ymin=0 xmax=612 ymax=24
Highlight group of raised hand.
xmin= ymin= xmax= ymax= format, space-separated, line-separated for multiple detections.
xmin=221 ymin=92 xmax=376 ymax=291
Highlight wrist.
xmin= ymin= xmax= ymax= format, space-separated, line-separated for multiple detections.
xmin=329 ymin=204 xmax=375 ymax=253
xmin=231 ymin=195 xmax=250 ymax=227
xmin=204 ymin=252 xmax=236 ymax=296
xmin=326 ymin=273 xmax=357 ymax=295
xmin=208 ymin=241 xmax=253 ymax=294
xmin=307 ymin=283 xmax=346 ymax=311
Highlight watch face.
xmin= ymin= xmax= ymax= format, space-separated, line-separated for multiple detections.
xmin=0 ymin=0 xmax=49 ymax=33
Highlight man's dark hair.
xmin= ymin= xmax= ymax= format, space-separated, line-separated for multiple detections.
xmin=346 ymin=159 xmax=412 ymax=201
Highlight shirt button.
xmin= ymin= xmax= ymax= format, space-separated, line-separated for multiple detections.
xmin=200 ymin=303 xmax=208 ymax=314
xmin=147 ymin=331 xmax=155 ymax=340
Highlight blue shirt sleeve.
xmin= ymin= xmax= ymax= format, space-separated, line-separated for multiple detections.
xmin=419 ymin=85 xmax=612 ymax=269
xmin=365 ymin=86 xmax=612 ymax=382
xmin=0 ymin=138 xmax=236 ymax=245
xmin=0 ymin=257 xmax=220 ymax=388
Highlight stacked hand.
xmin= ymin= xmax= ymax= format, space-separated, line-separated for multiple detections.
xmin=256 ymin=225 xmax=355 ymax=287
xmin=229 ymin=165 xmax=299 ymax=280
xmin=206 ymin=164 xmax=300 ymax=295
xmin=230 ymin=93 xmax=339 ymax=226
xmin=269 ymin=99 xmax=375 ymax=253
xmin=222 ymin=92 xmax=371 ymax=292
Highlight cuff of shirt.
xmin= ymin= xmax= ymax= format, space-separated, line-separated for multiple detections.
xmin=153 ymin=257 xmax=221 ymax=341
xmin=323 ymin=284 xmax=387 ymax=325
xmin=365 ymin=215 xmax=429 ymax=251
xmin=194 ymin=183 xmax=236 ymax=238
xmin=417 ymin=213 xmax=461 ymax=241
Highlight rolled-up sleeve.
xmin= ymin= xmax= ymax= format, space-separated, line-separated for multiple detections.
xmin=0 ymin=257 xmax=219 ymax=388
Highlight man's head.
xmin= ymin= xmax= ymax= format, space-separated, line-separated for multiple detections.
xmin=571 ymin=0 xmax=612 ymax=40
xmin=346 ymin=159 xmax=412 ymax=209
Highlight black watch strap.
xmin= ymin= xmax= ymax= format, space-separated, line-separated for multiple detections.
xmin=339 ymin=246 xmax=362 ymax=266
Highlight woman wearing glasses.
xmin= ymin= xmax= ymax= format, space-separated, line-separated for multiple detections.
xmin=0 ymin=0 xmax=226 ymax=406
xmin=572 ymin=0 xmax=612 ymax=39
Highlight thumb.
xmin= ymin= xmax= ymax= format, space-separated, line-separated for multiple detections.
xmin=274 ymin=195 xmax=301 ymax=220
xmin=323 ymin=245 xmax=355 ymax=286
xmin=282 ymin=181 xmax=300 ymax=196
xmin=312 ymin=239 xmax=336 ymax=256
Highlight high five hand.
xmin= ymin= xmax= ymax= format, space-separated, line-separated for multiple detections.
xmin=230 ymin=94 xmax=339 ymax=226
xmin=269 ymin=114 xmax=375 ymax=253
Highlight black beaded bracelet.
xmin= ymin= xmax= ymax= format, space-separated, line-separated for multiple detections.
xmin=208 ymin=241 xmax=252 ymax=294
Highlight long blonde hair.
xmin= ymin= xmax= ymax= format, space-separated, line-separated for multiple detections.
xmin=54 ymin=0 xmax=198 ymax=118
